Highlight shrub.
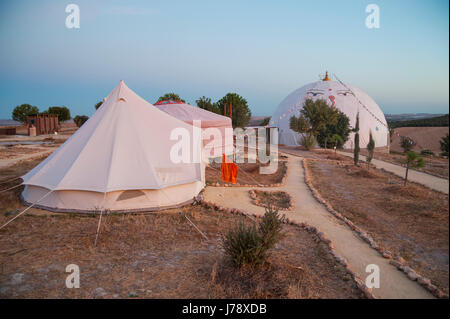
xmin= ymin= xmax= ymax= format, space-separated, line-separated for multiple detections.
xmin=440 ymin=134 xmax=449 ymax=156
xmin=353 ymin=113 xmax=360 ymax=166
xmin=300 ymin=134 xmax=316 ymax=150
xmin=157 ymin=93 xmax=185 ymax=103
xmin=73 ymin=115 xmax=89 ymax=127
xmin=403 ymin=151 xmax=425 ymax=186
xmin=400 ymin=136 xmax=415 ymax=153
xmin=223 ymin=206 xmax=285 ymax=267
xmin=420 ymin=149 xmax=434 ymax=156
xmin=366 ymin=130 xmax=375 ymax=169
xmin=258 ymin=206 xmax=285 ymax=250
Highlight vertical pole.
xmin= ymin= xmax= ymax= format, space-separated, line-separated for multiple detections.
xmin=224 ymin=103 xmax=227 ymax=116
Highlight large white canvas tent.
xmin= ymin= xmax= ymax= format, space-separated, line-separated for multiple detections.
xmin=154 ymin=100 xmax=234 ymax=158
xmin=270 ymin=72 xmax=389 ymax=149
xmin=21 ymin=81 xmax=204 ymax=213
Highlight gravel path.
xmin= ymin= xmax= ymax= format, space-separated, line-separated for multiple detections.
xmin=203 ymin=154 xmax=434 ymax=299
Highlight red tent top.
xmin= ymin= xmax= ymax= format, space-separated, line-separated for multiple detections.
xmin=154 ymin=100 xmax=184 ymax=105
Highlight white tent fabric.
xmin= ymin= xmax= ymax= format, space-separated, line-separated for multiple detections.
xmin=270 ymin=80 xmax=389 ymax=149
xmin=155 ymin=100 xmax=234 ymax=158
xmin=21 ymin=81 xmax=204 ymax=213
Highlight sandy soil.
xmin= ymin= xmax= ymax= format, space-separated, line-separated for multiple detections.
xmin=307 ymin=160 xmax=449 ymax=293
xmin=0 ymin=145 xmax=46 ymax=160
xmin=342 ymin=148 xmax=448 ymax=179
xmin=0 ymin=205 xmax=362 ymax=299
xmin=0 ymin=157 xmax=363 ymax=299
xmin=391 ymin=126 xmax=449 ymax=153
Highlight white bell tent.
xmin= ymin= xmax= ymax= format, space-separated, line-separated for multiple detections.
xmin=270 ymin=72 xmax=389 ymax=149
xmin=20 ymin=81 xmax=204 ymax=213
xmin=154 ymin=100 xmax=234 ymax=158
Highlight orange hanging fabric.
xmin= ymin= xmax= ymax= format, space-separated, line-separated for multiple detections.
xmin=221 ymin=154 xmax=239 ymax=184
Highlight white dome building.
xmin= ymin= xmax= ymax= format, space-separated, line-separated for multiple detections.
xmin=270 ymin=72 xmax=389 ymax=149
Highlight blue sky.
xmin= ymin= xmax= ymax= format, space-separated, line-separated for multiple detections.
xmin=0 ymin=0 xmax=448 ymax=119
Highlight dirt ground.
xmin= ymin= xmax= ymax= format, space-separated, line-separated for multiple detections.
xmin=252 ymin=190 xmax=292 ymax=210
xmin=0 ymin=157 xmax=363 ymax=299
xmin=0 ymin=145 xmax=46 ymax=160
xmin=342 ymin=148 xmax=449 ymax=179
xmin=307 ymin=160 xmax=449 ymax=293
xmin=391 ymin=126 xmax=449 ymax=153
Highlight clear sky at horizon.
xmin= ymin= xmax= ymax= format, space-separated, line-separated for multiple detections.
xmin=0 ymin=0 xmax=448 ymax=119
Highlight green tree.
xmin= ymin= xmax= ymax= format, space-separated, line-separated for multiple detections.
xmin=290 ymin=99 xmax=340 ymax=150
xmin=316 ymin=110 xmax=351 ymax=148
xmin=73 ymin=115 xmax=89 ymax=128
xmin=353 ymin=113 xmax=360 ymax=166
xmin=366 ymin=130 xmax=375 ymax=170
xmin=330 ymin=134 xmax=344 ymax=156
xmin=95 ymin=101 xmax=103 ymax=110
xmin=403 ymin=151 xmax=425 ymax=186
xmin=439 ymin=133 xmax=449 ymax=156
xmin=196 ymin=96 xmax=220 ymax=114
xmin=216 ymin=93 xmax=252 ymax=128
xmin=12 ymin=104 xmax=39 ymax=124
xmin=47 ymin=106 xmax=71 ymax=122
xmin=157 ymin=93 xmax=185 ymax=103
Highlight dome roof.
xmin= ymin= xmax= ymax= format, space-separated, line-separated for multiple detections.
xmin=270 ymin=79 xmax=389 ymax=149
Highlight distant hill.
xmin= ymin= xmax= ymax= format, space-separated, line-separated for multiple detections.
xmin=0 ymin=119 xmax=21 ymax=127
xmin=388 ymin=114 xmax=449 ymax=128
xmin=385 ymin=113 xmax=445 ymax=122
xmin=248 ymin=116 xmax=269 ymax=126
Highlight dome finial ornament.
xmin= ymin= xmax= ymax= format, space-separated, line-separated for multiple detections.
xmin=323 ymin=71 xmax=331 ymax=81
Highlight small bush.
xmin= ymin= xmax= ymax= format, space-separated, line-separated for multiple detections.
xmin=223 ymin=206 xmax=285 ymax=267
xmin=258 ymin=206 xmax=285 ymax=249
xmin=300 ymin=134 xmax=316 ymax=150
xmin=400 ymin=136 xmax=415 ymax=153
xmin=420 ymin=149 xmax=434 ymax=156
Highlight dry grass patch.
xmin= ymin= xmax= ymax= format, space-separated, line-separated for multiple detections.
xmin=0 ymin=157 xmax=363 ymax=299
xmin=307 ymin=160 xmax=449 ymax=294
xmin=249 ymin=190 xmax=293 ymax=210
xmin=0 ymin=206 xmax=364 ymax=299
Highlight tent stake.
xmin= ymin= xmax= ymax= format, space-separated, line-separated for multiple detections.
xmin=184 ymin=213 xmax=208 ymax=240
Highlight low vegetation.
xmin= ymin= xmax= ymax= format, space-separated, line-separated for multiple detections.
xmin=73 ymin=115 xmax=89 ymax=128
xmin=222 ymin=206 xmax=285 ymax=267
xmin=403 ymin=151 xmax=425 ymax=186
xmin=366 ymin=131 xmax=375 ymax=169
xmin=440 ymin=134 xmax=449 ymax=156
xmin=307 ymin=160 xmax=449 ymax=293
xmin=353 ymin=113 xmax=360 ymax=166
